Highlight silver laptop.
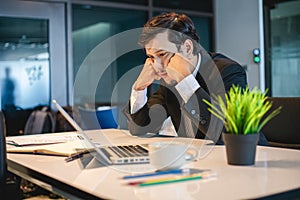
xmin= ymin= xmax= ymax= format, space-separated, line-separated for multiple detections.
xmin=52 ymin=99 xmax=149 ymax=165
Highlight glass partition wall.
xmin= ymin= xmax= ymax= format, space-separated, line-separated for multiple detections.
xmin=0 ymin=0 xmax=66 ymax=136
xmin=0 ymin=0 xmax=67 ymax=111
xmin=72 ymin=5 xmax=147 ymax=105
xmin=0 ymin=17 xmax=50 ymax=110
xmin=264 ymin=0 xmax=300 ymax=97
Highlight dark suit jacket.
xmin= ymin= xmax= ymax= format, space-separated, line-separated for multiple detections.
xmin=123 ymin=51 xmax=268 ymax=145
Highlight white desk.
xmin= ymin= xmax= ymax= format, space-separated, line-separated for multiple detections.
xmin=7 ymin=129 xmax=300 ymax=200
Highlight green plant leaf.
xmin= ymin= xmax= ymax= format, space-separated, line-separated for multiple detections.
xmin=203 ymin=85 xmax=281 ymax=134
xmin=258 ymin=106 xmax=282 ymax=131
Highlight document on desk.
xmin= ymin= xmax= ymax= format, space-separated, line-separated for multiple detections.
xmin=6 ymin=132 xmax=94 ymax=157
xmin=6 ymin=132 xmax=85 ymax=147
xmin=7 ymin=139 xmax=95 ymax=157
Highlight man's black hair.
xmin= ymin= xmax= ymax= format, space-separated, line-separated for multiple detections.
xmin=139 ymin=12 xmax=201 ymax=55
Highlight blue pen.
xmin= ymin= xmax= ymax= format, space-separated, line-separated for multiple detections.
xmin=123 ymin=169 xmax=189 ymax=179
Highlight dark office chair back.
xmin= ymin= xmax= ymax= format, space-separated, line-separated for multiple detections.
xmin=0 ymin=111 xmax=22 ymax=199
xmin=0 ymin=111 xmax=7 ymax=196
xmin=262 ymin=97 xmax=300 ymax=149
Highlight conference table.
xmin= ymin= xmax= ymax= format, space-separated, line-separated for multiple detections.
xmin=6 ymin=129 xmax=300 ymax=199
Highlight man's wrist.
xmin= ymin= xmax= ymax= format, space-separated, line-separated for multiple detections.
xmin=134 ymin=85 xmax=147 ymax=91
xmin=134 ymin=82 xmax=148 ymax=91
xmin=130 ymin=86 xmax=148 ymax=114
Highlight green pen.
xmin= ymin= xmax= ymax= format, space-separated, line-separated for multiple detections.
xmin=139 ymin=175 xmax=202 ymax=187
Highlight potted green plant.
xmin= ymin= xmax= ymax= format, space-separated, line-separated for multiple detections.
xmin=203 ymin=85 xmax=281 ymax=165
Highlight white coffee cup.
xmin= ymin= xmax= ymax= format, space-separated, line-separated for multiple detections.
xmin=148 ymin=141 xmax=199 ymax=170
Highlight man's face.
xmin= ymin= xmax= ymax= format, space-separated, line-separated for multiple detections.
xmin=145 ymin=31 xmax=180 ymax=85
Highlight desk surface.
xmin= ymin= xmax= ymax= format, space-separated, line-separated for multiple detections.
xmin=7 ymin=129 xmax=300 ymax=200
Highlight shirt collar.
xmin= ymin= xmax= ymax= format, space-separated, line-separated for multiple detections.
xmin=192 ymin=53 xmax=201 ymax=77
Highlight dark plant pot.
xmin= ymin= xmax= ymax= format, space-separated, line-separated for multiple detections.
xmin=222 ymin=133 xmax=259 ymax=166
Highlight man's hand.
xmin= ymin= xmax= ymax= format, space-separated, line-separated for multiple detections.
xmin=134 ymin=58 xmax=160 ymax=91
xmin=166 ymin=53 xmax=194 ymax=83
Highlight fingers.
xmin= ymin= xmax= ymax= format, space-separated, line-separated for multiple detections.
xmin=146 ymin=58 xmax=162 ymax=79
xmin=134 ymin=58 xmax=158 ymax=90
xmin=145 ymin=58 xmax=153 ymax=66
xmin=167 ymin=53 xmax=193 ymax=82
xmin=154 ymin=74 xmax=161 ymax=81
xmin=165 ymin=67 xmax=184 ymax=83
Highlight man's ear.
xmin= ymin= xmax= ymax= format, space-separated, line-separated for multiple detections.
xmin=182 ymin=39 xmax=194 ymax=56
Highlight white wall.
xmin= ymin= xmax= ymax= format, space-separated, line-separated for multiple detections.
xmin=214 ymin=0 xmax=265 ymax=90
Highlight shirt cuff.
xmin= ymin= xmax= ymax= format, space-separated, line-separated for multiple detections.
xmin=130 ymin=86 xmax=148 ymax=114
xmin=175 ymin=74 xmax=200 ymax=103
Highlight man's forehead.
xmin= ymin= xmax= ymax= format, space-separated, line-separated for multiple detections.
xmin=145 ymin=48 xmax=168 ymax=53
xmin=145 ymin=32 xmax=177 ymax=54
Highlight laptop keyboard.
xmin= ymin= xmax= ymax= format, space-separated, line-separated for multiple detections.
xmin=99 ymin=145 xmax=149 ymax=164
xmin=105 ymin=145 xmax=148 ymax=158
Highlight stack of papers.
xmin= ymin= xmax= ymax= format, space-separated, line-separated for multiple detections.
xmin=6 ymin=132 xmax=94 ymax=157
xmin=6 ymin=132 xmax=84 ymax=146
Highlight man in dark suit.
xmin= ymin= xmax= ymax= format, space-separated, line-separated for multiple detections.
xmin=123 ymin=12 xmax=267 ymax=145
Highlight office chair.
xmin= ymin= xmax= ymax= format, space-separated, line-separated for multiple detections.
xmin=0 ymin=111 xmax=7 ymax=197
xmin=0 ymin=111 xmax=22 ymax=199
xmin=261 ymin=97 xmax=300 ymax=149
xmin=78 ymin=106 xmax=118 ymax=130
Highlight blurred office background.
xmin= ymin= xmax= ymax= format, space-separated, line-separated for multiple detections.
xmin=0 ymin=0 xmax=299 ymax=129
